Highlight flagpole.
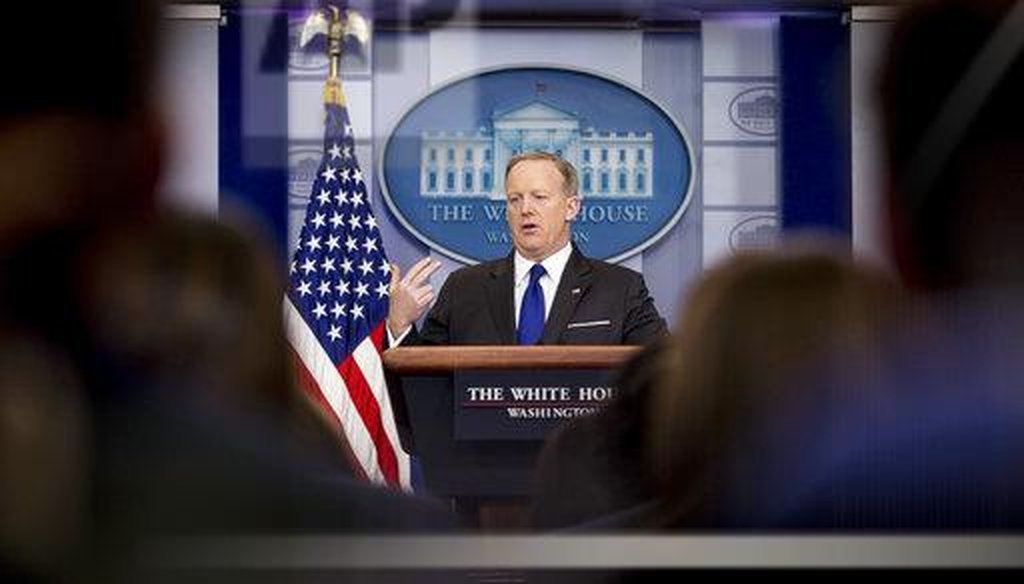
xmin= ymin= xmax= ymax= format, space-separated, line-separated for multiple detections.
xmin=290 ymin=5 xmax=410 ymax=489
xmin=324 ymin=5 xmax=346 ymax=107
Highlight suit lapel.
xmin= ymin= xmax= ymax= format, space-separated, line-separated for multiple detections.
xmin=541 ymin=247 xmax=593 ymax=345
xmin=487 ymin=254 xmax=516 ymax=344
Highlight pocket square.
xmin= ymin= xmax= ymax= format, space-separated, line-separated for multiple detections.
xmin=566 ymin=319 xmax=612 ymax=329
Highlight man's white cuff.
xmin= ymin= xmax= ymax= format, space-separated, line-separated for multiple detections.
xmin=387 ymin=324 xmax=412 ymax=347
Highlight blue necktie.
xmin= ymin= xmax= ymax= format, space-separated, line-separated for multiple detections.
xmin=517 ymin=263 xmax=546 ymax=345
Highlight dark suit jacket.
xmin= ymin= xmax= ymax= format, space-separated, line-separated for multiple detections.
xmin=406 ymin=247 xmax=667 ymax=346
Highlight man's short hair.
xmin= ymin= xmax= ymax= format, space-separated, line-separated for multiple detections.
xmin=505 ymin=152 xmax=580 ymax=198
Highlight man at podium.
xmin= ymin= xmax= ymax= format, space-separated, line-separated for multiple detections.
xmin=386 ymin=151 xmax=667 ymax=346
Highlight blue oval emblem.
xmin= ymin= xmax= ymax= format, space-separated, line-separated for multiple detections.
xmin=729 ymin=86 xmax=777 ymax=137
xmin=728 ymin=215 xmax=779 ymax=252
xmin=380 ymin=66 xmax=694 ymax=263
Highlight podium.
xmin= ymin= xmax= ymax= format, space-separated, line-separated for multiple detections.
xmin=383 ymin=345 xmax=639 ymax=527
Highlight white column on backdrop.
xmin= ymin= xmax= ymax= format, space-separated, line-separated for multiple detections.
xmin=851 ymin=7 xmax=899 ymax=271
xmin=700 ymin=16 xmax=780 ymax=270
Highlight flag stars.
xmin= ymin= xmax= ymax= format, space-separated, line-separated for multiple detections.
xmin=331 ymin=302 xmax=346 ymax=319
xmin=311 ymin=212 xmax=326 ymax=229
xmin=312 ymin=302 xmax=327 ymax=319
xmin=330 ymin=212 xmax=345 ymax=229
xmin=289 ymin=111 xmax=398 ymax=475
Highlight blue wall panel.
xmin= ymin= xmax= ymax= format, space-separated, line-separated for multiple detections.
xmin=779 ymin=15 xmax=852 ymax=239
xmin=219 ymin=8 xmax=290 ymax=261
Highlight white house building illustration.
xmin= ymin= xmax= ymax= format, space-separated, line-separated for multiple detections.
xmin=419 ymin=100 xmax=654 ymax=200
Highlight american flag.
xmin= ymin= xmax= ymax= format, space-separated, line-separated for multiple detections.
xmin=284 ymin=101 xmax=409 ymax=489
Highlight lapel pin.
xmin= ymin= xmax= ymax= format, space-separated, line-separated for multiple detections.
xmin=571 ymin=287 xmax=581 ymax=295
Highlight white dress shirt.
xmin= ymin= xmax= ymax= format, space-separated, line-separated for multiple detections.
xmin=389 ymin=242 xmax=574 ymax=347
xmin=513 ymin=241 xmax=573 ymax=329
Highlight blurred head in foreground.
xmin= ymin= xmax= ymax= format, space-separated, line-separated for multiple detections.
xmin=648 ymin=243 xmax=897 ymax=527
xmin=0 ymin=1 xmax=166 ymax=579
xmin=749 ymin=0 xmax=1024 ymax=530
xmin=882 ymin=0 xmax=1024 ymax=290
xmin=0 ymin=0 xmax=165 ymax=247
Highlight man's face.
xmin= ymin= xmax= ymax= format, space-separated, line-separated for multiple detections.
xmin=505 ymin=159 xmax=580 ymax=262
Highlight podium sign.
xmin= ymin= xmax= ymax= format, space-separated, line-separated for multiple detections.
xmin=454 ymin=368 xmax=617 ymax=441
xmin=384 ymin=346 xmax=638 ymax=497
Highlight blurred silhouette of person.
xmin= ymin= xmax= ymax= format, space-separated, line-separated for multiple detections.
xmin=81 ymin=215 xmax=302 ymax=424
xmin=79 ymin=213 xmax=371 ymax=472
xmin=646 ymin=246 xmax=898 ymax=529
xmin=882 ymin=0 xmax=1024 ymax=293
xmin=737 ymin=0 xmax=1024 ymax=529
xmin=0 ymin=1 xmax=165 ymax=578
xmin=0 ymin=1 xmax=456 ymax=580
xmin=75 ymin=216 xmax=460 ymax=581
xmin=531 ymin=244 xmax=896 ymax=531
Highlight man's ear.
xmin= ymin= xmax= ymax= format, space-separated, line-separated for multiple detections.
xmin=565 ymin=195 xmax=581 ymax=222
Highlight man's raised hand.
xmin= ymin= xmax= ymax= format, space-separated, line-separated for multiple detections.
xmin=387 ymin=256 xmax=441 ymax=336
